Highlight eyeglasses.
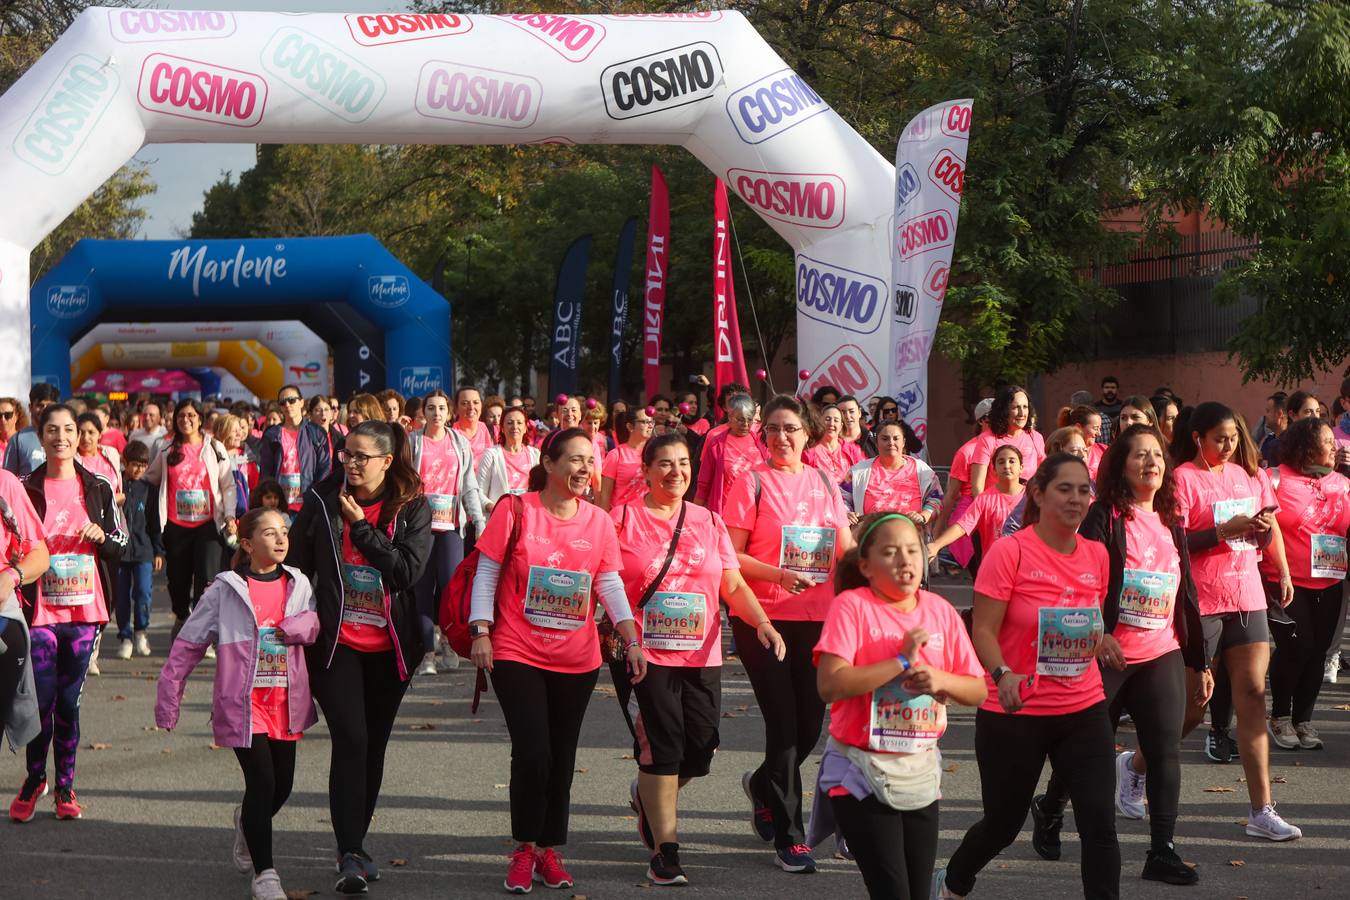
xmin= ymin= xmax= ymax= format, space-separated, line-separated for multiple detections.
xmin=763 ymin=424 xmax=804 ymax=436
xmin=280 ymin=396 xmax=302 ymax=405
xmin=338 ymin=450 xmax=390 ymax=466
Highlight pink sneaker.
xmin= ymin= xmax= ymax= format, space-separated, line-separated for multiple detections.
xmin=533 ymin=847 xmax=573 ymax=889
xmin=54 ymin=788 xmax=83 ymax=820
xmin=504 ymin=843 xmax=535 ymax=894
xmin=9 ymin=776 xmax=47 ymax=823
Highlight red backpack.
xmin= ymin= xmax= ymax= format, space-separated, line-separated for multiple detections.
xmin=439 ymin=493 xmax=523 ymax=657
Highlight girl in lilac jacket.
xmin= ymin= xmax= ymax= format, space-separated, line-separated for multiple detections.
xmin=156 ymin=508 xmax=318 ymax=900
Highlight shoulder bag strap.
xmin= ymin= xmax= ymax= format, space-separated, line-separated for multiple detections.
xmin=636 ymin=501 xmax=688 ymax=610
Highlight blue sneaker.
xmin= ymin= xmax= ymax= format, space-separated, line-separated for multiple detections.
xmin=774 ymin=844 xmax=816 ymax=874
xmin=742 ymin=771 xmax=774 ymax=842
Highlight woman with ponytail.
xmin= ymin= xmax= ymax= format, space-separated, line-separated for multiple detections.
xmin=286 ymin=419 xmax=432 ymax=894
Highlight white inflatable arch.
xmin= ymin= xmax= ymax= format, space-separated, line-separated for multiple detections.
xmin=0 ymin=8 xmax=912 ymax=404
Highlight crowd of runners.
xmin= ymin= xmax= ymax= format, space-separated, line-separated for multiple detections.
xmin=1 ymin=372 xmax=1346 ymax=900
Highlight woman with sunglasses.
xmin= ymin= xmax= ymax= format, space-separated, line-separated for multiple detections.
xmin=723 ymin=394 xmax=854 ymax=874
xmin=478 ymin=407 xmax=539 ymax=516
xmin=288 ymin=421 xmax=431 ymax=893
xmin=0 ymin=398 xmax=24 ymax=463
xmin=260 ymin=386 xmax=330 ymax=516
xmin=145 ymin=399 xmax=237 ymax=635
xmin=600 ymin=407 xmax=656 ymax=511
xmin=969 ymin=385 xmax=1041 ymax=496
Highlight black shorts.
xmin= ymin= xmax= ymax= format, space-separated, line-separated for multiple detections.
xmin=1202 ymin=609 xmax=1270 ymax=660
xmin=630 ymin=664 xmax=722 ymax=777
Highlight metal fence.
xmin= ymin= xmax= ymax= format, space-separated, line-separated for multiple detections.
xmin=1081 ymin=231 xmax=1261 ymax=357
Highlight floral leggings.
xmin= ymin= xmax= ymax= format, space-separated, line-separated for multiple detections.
xmin=27 ymin=622 xmax=98 ymax=790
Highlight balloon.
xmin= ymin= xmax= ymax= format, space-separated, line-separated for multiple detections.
xmin=645 ymin=406 xmax=656 ymax=416
xmin=678 ymin=402 xmax=692 ymax=415
xmin=755 ymin=368 xmax=768 ymax=381
xmin=585 ymin=397 xmax=598 ymax=410
xmin=555 ymin=394 xmax=568 ymax=405
xmin=799 ymin=369 xmax=811 ymax=381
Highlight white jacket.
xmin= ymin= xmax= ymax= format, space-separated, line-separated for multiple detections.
xmin=845 ymin=456 xmax=943 ymax=517
xmin=477 ymin=444 xmax=539 ymax=507
xmin=145 ymin=437 xmax=237 ymax=533
xmin=408 ymin=428 xmax=486 ymax=536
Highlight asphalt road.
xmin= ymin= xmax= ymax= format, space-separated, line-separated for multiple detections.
xmin=7 ymin=576 xmax=1350 ymax=898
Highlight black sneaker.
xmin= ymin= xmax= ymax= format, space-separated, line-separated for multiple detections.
xmin=648 ymin=843 xmax=688 ymax=886
xmin=1204 ymin=728 xmax=1235 ymax=764
xmin=355 ymin=850 xmax=380 ymax=883
xmin=1029 ymin=794 xmax=1063 ymax=861
xmin=335 ymin=852 xmax=369 ymax=894
xmin=1142 ymin=847 xmax=1199 ymax=885
xmin=742 ymin=771 xmax=775 ymax=843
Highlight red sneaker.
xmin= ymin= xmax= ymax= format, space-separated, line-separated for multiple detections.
xmin=504 ymin=843 xmax=534 ymax=894
xmin=54 ymin=789 xmax=83 ymax=820
xmin=9 ymin=776 xmax=47 ymax=823
xmin=533 ymin=847 xmax=573 ymax=889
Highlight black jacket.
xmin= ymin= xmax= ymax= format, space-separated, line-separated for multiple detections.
xmin=287 ymin=472 xmax=431 ymax=680
xmin=20 ymin=462 xmax=128 ymax=624
xmin=1079 ymin=499 xmax=1207 ymax=672
xmin=120 ymin=478 xmax=164 ymax=564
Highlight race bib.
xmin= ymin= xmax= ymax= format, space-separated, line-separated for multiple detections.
xmin=524 ymin=566 xmax=591 ymax=631
xmin=1212 ymin=497 xmax=1257 ymax=551
xmin=1311 ymin=534 xmax=1348 ymax=580
xmin=642 ymin=592 xmax=707 ymax=651
xmin=41 ymin=553 xmax=96 ymax=606
xmin=175 ymin=488 xmax=210 ymax=523
xmin=280 ymin=471 xmax=303 ymax=506
xmin=1117 ymin=569 xmax=1178 ymax=631
xmin=779 ymin=525 xmax=836 ymax=584
xmin=427 ymin=493 xmax=458 ymax=532
xmin=341 ymin=563 xmax=387 ymax=627
xmin=869 ymin=679 xmax=946 ymax=753
xmin=254 ymin=627 xmax=288 ymax=688
xmin=1036 ymin=607 xmax=1103 ymax=677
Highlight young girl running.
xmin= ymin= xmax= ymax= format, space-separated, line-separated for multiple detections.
xmin=815 ymin=513 xmax=986 ymax=899
xmin=927 ymin=445 xmax=1025 ymax=567
xmin=157 ymin=508 xmax=319 ymax=900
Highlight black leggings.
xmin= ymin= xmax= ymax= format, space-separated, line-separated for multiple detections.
xmin=0 ymin=617 xmax=26 ymax=732
xmin=163 ymin=522 xmax=224 ymax=623
xmin=732 ymin=617 xmax=826 ymax=849
xmin=832 ymin=794 xmax=938 ymax=900
xmin=1044 ymin=650 xmax=1186 ymax=850
xmin=412 ymin=530 xmax=465 ymax=652
xmin=233 ymin=734 xmax=297 ymax=874
xmin=946 ymin=703 xmax=1120 ymax=900
xmin=1270 ymin=583 xmax=1344 ymax=723
xmin=491 ymin=660 xmax=598 ymax=847
xmin=308 ymin=645 xmax=410 ymax=855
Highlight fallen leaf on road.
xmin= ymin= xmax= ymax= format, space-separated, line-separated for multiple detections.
xmin=1332 ymin=704 xmax=1350 ymax=711
xmin=285 ymin=890 xmax=317 ymax=899
xmin=389 ymin=858 xmax=407 ymax=867
xmin=1294 ymin=761 xmax=1304 ymax=767
xmin=142 ymin=725 xmax=160 ymax=732
xmin=208 ymin=744 xmax=224 ymax=751
xmin=494 ymin=784 xmax=507 ymax=789
xmin=721 ymin=712 xmax=739 ymax=718
xmin=87 ymin=742 xmax=111 ymax=750
xmin=571 ymin=895 xmax=589 ymax=900
xmin=1271 ymin=775 xmax=1287 ymax=783
xmin=161 ymin=748 xmax=172 ymax=754
xmin=410 ymin=723 xmax=436 ymax=731
xmin=1204 ymin=787 xmax=1235 ymax=793
xmin=575 ymin=768 xmax=588 ymax=774
xmin=944 ymin=764 xmax=960 ymax=773
xmin=1228 ymin=859 xmax=1245 ymax=867
xmin=109 ymin=694 xmax=126 ymax=701
xmin=1235 ymin=777 xmax=1245 ymax=783
xmin=735 ymin=705 xmax=748 ymax=711
xmin=617 ymin=754 xmax=635 ymax=760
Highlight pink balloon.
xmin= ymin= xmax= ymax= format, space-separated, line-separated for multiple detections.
xmin=755 ymin=368 xmax=768 ymax=381
xmin=585 ymin=397 xmax=598 ymax=410
xmin=798 ymin=369 xmax=810 ymax=381
xmin=678 ymin=402 xmax=692 ymax=415
xmin=555 ymin=394 xmax=568 ymax=405
xmin=645 ymin=405 xmax=656 ymax=416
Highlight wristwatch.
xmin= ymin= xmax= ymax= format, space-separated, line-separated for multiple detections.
xmin=470 ymin=625 xmax=490 ymax=639
xmin=991 ymin=665 xmax=1013 ymax=685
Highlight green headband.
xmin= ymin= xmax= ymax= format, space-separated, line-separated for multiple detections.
xmin=858 ymin=513 xmax=914 ymax=547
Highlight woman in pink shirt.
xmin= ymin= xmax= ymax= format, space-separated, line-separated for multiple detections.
xmin=1170 ymin=401 xmax=1300 ymax=841
xmin=468 ymin=427 xmax=649 ymax=894
xmin=600 ymin=407 xmax=655 ymax=511
xmin=694 ymin=393 xmax=766 ymax=515
xmin=722 ymin=394 xmax=855 ymax=875
xmin=477 ymin=408 xmax=540 ymax=515
xmin=935 ymin=453 xmax=1120 ymax=900
xmin=1033 ymin=425 xmax=1212 ymax=886
xmin=613 ymin=432 xmax=783 ymax=886
xmin=10 ymin=404 xmax=126 ymax=823
xmin=75 ymin=412 xmax=122 ymax=502
xmin=1059 ymin=404 xmax=1105 ymax=480
xmin=1262 ymin=417 xmax=1350 ymax=751
xmin=969 ymin=384 xmax=1041 ymax=494
xmin=928 ymin=444 xmax=1025 ymax=567
xmin=803 ymin=405 xmax=865 ymax=487
xmin=843 ymin=420 xmax=942 ymax=524
xmin=932 ymin=399 xmax=993 ymax=569
xmin=815 ymin=513 xmax=986 ymax=899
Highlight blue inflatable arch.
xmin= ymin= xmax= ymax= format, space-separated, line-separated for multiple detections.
xmin=32 ymin=235 xmax=450 ymax=398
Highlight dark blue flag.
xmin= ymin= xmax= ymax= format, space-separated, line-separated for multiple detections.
xmin=548 ymin=235 xmax=592 ymax=400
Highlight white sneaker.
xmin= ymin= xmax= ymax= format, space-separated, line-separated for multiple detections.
xmin=204 ymin=644 xmax=216 ymax=660
xmin=1269 ymin=716 xmax=1300 ymax=750
xmin=1325 ymin=656 xmax=1339 ymax=684
xmin=116 ymin=639 xmax=133 ymax=660
xmin=1115 ymin=750 xmax=1146 ymax=819
xmin=134 ymin=631 xmax=152 ymax=657
xmin=232 ymin=805 xmax=252 ymax=874
xmin=416 ymin=652 xmax=438 ymax=676
xmin=1295 ymin=722 xmax=1323 ymax=750
xmin=250 ymin=868 xmax=286 ymax=900
xmin=1246 ymin=804 xmax=1301 ymax=841
xmin=438 ymin=649 xmax=461 ymax=671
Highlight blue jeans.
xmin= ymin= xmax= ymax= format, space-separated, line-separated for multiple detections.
xmin=115 ymin=560 xmax=154 ymax=640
